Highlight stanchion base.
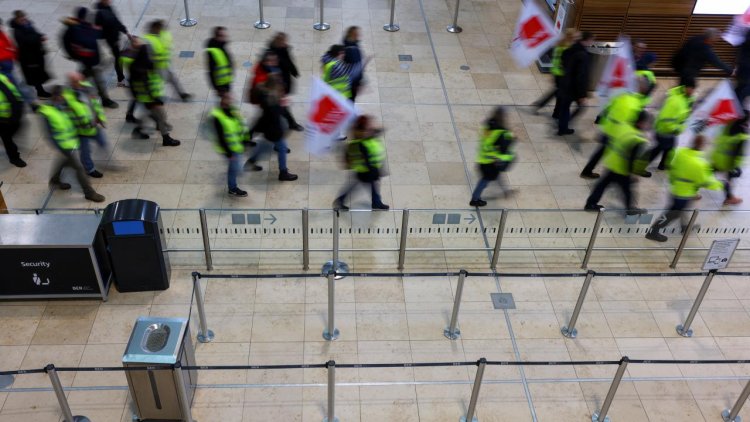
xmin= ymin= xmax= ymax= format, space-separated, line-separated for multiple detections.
xmin=0 ymin=374 xmax=14 ymax=389
xmin=561 ymin=326 xmax=578 ymax=339
xmin=180 ymin=18 xmax=198 ymax=27
xmin=383 ymin=24 xmax=400 ymax=32
xmin=323 ymin=418 xmax=339 ymax=422
xmin=323 ymin=328 xmax=340 ymax=341
xmin=444 ymin=328 xmax=461 ymax=340
xmin=314 ymin=22 xmax=331 ymax=31
xmin=591 ymin=411 xmax=611 ymax=422
xmin=321 ymin=260 xmax=349 ymax=279
xmin=446 ymin=25 xmax=463 ymax=33
xmin=675 ymin=324 xmax=694 ymax=338
xmin=72 ymin=417 xmax=91 ymax=422
xmin=254 ymin=21 xmax=271 ymax=29
xmin=722 ymin=409 xmax=741 ymax=422
xmin=459 ymin=416 xmax=478 ymax=422
xmin=197 ymin=329 xmax=215 ymax=343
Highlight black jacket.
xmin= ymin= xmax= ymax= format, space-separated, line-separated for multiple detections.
xmin=205 ymin=38 xmax=233 ymax=90
xmin=560 ymin=42 xmax=591 ymax=100
xmin=10 ymin=19 xmax=49 ymax=85
xmin=95 ymin=3 xmax=127 ymax=42
xmin=674 ymin=35 xmax=733 ymax=82
xmin=61 ymin=18 xmax=102 ymax=67
xmin=256 ymin=92 xmax=285 ymax=143
xmin=269 ymin=44 xmax=298 ymax=94
xmin=736 ymin=31 xmax=750 ymax=84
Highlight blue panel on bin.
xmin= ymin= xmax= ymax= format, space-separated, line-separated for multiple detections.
xmin=113 ymin=220 xmax=146 ymax=236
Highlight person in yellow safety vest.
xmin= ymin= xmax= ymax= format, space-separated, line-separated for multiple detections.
xmin=333 ymin=115 xmax=389 ymax=211
xmin=39 ymin=86 xmax=105 ymax=203
xmin=645 ymin=81 xmax=696 ymax=170
xmin=646 ymin=135 xmax=723 ymax=242
xmin=212 ymin=94 xmax=250 ymax=198
xmin=62 ymin=72 xmax=107 ymax=178
xmin=469 ymin=106 xmax=516 ymax=207
xmin=205 ymin=26 xmax=233 ymax=96
xmin=143 ymin=20 xmax=190 ymax=101
xmin=321 ymin=44 xmax=355 ymax=101
xmin=584 ymin=110 xmax=652 ymax=214
xmin=581 ymin=76 xmax=654 ymax=179
xmin=534 ymin=28 xmax=579 ymax=114
xmin=711 ymin=114 xmax=748 ymax=205
xmin=0 ymin=73 xmax=26 ymax=167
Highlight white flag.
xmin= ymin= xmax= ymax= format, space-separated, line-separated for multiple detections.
xmin=723 ymin=6 xmax=750 ymax=46
xmin=305 ymin=77 xmax=357 ymax=156
xmin=678 ymin=80 xmax=743 ymax=146
xmin=596 ymin=37 xmax=637 ymax=106
xmin=509 ymin=0 xmax=561 ymax=68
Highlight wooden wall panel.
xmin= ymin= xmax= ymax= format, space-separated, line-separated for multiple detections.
xmin=579 ymin=0 xmax=630 ymax=16
xmin=686 ymin=15 xmax=737 ymax=70
xmin=624 ymin=16 xmax=690 ymax=69
xmin=579 ymin=15 xmax=626 ymax=42
xmin=628 ymin=0 xmax=696 ymax=16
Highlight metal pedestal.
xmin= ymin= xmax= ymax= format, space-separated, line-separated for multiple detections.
xmin=254 ymin=21 xmax=270 ymax=29
xmin=314 ymin=22 xmax=331 ymax=31
xmin=446 ymin=25 xmax=462 ymax=33
xmin=384 ymin=23 xmax=400 ymax=32
xmin=460 ymin=417 xmax=478 ymax=422
xmin=321 ymin=260 xmax=349 ymax=278
xmin=561 ymin=326 xmax=578 ymax=338
xmin=197 ymin=329 xmax=215 ymax=343
xmin=180 ymin=18 xmax=198 ymax=27
xmin=591 ymin=412 xmax=611 ymax=422
xmin=675 ymin=324 xmax=693 ymax=338
xmin=722 ymin=409 xmax=741 ymax=422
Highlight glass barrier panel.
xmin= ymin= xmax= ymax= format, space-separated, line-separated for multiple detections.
xmin=160 ymin=208 xmax=206 ymax=267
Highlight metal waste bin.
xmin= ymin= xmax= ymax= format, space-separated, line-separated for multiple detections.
xmin=587 ymin=41 xmax=624 ymax=91
xmin=123 ymin=317 xmax=196 ymax=421
xmin=100 ymin=199 xmax=170 ymax=292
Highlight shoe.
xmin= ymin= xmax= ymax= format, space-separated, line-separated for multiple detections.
xmin=180 ymin=93 xmax=193 ymax=102
xmin=50 ymin=180 xmax=71 ymax=190
xmin=30 ymin=103 xmax=40 ymax=113
xmin=9 ymin=157 xmax=26 ymax=168
xmin=639 ymin=171 xmax=652 ymax=178
xmin=584 ymin=204 xmax=604 ymax=211
xmin=278 ymin=170 xmax=298 ymax=181
xmin=85 ymin=192 xmax=106 ymax=203
xmin=337 ymin=136 xmax=347 ymax=141
xmin=273 ymin=145 xmax=291 ymax=153
xmin=645 ymin=231 xmax=668 ymax=242
xmin=132 ymin=128 xmax=150 ymax=139
xmin=657 ymin=164 xmax=666 ymax=171
xmin=626 ymin=208 xmax=646 ymax=216
xmin=37 ymin=90 xmax=51 ymax=99
xmin=228 ymin=187 xmax=248 ymax=197
xmin=245 ymin=160 xmax=262 ymax=171
xmin=557 ymin=129 xmax=575 ymax=136
xmin=469 ymin=199 xmax=487 ymax=207
xmin=162 ymin=135 xmax=181 ymax=147
xmin=290 ymin=123 xmax=304 ymax=132
xmin=87 ymin=170 xmax=103 ymax=178
xmin=580 ymin=172 xmax=600 ymax=179
xmin=724 ymin=196 xmax=743 ymax=205
xmin=126 ymin=114 xmax=142 ymax=124
xmin=333 ymin=200 xmax=349 ymax=211
xmin=694 ymin=194 xmax=702 ymax=200
xmin=117 ymin=81 xmax=129 ymax=88
xmin=372 ymin=203 xmax=390 ymax=210
xmin=102 ymin=99 xmax=119 ymax=109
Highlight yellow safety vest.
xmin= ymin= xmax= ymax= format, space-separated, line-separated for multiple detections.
xmin=211 ymin=107 xmax=247 ymax=155
xmin=711 ymin=128 xmax=747 ymax=172
xmin=476 ymin=129 xmax=514 ymax=164
xmin=655 ymin=86 xmax=694 ymax=136
xmin=603 ymin=125 xmax=648 ymax=176
xmin=38 ymin=105 xmax=80 ymax=151
xmin=206 ymin=47 xmax=233 ymax=87
xmin=0 ymin=74 xmax=22 ymax=119
xmin=143 ymin=33 xmax=170 ymax=70
xmin=551 ymin=46 xmax=566 ymax=77
xmin=323 ymin=60 xmax=351 ymax=99
xmin=347 ymin=137 xmax=385 ymax=173
xmin=62 ymin=83 xmax=106 ymax=137
xmin=599 ymin=92 xmax=648 ymax=138
xmin=669 ymin=147 xmax=723 ymax=198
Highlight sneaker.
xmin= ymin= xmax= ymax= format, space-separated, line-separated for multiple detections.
xmin=638 ymin=171 xmax=652 ymax=178
xmin=85 ymin=192 xmax=106 ymax=203
xmin=372 ymin=203 xmax=390 ymax=210
xmin=584 ymin=204 xmax=604 ymax=211
xmin=278 ymin=170 xmax=298 ymax=181
xmin=9 ymin=157 xmax=26 ymax=168
xmin=132 ymin=128 xmax=150 ymax=139
xmin=162 ymin=135 xmax=181 ymax=147
xmin=645 ymin=230 xmax=668 ymax=242
xmin=724 ymin=196 xmax=743 ymax=205
xmin=580 ymin=172 xmax=600 ymax=179
xmin=469 ymin=199 xmax=487 ymax=207
xmin=626 ymin=208 xmax=646 ymax=216
xmin=332 ymin=200 xmax=349 ymax=211
xmin=557 ymin=129 xmax=575 ymax=136
xmin=245 ymin=160 xmax=262 ymax=171
xmin=50 ymin=180 xmax=71 ymax=190
xmin=657 ymin=164 xmax=666 ymax=171
xmin=180 ymin=93 xmax=193 ymax=102
xmin=102 ymin=99 xmax=119 ymax=109
xmin=228 ymin=187 xmax=248 ymax=197
xmin=290 ymin=123 xmax=305 ymax=132
xmin=87 ymin=170 xmax=103 ymax=178
xmin=126 ymin=114 xmax=142 ymax=124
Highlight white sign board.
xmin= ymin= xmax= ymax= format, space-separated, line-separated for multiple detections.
xmin=702 ymin=238 xmax=740 ymax=270
xmin=554 ymin=0 xmax=568 ymax=33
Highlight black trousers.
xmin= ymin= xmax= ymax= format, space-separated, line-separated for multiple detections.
xmin=651 ymin=197 xmax=691 ymax=231
xmin=0 ymin=119 xmax=21 ymax=161
xmin=556 ymin=95 xmax=584 ymax=132
xmin=585 ymin=170 xmax=633 ymax=210
xmin=581 ymin=133 xmax=609 ymax=175
xmin=105 ymin=38 xmax=124 ymax=82
xmin=646 ymin=134 xmax=675 ymax=169
xmin=535 ymin=75 xmax=562 ymax=110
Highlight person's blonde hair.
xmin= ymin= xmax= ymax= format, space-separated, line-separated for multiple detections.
xmin=559 ymin=28 xmax=579 ymax=47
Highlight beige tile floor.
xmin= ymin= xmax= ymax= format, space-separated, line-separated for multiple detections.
xmin=2 ymin=0 xmax=750 ymax=421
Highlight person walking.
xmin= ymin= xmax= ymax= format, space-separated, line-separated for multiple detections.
xmin=0 ymin=19 xmax=18 ymax=85
xmin=268 ymin=32 xmax=299 ymax=99
xmin=321 ymin=44 xmax=356 ymax=101
xmin=645 ymin=81 xmax=695 ymax=171
xmin=245 ymin=76 xmax=297 ymax=181
xmin=334 ymin=115 xmax=389 ymax=210
xmin=711 ymin=114 xmax=748 ymax=205
xmin=534 ymin=29 xmax=579 ymax=114
xmin=249 ymin=49 xmax=302 ymax=132
xmin=9 ymin=11 xmax=50 ymax=98
xmin=39 ymin=86 xmax=104 ymax=203
xmin=343 ymin=26 xmax=366 ymax=102
xmin=206 ymin=26 xmax=233 ymax=97
xmin=0 ymin=73 xmax=25 ymax=167
xmin=61 ymin=72 xmax=107 ymax=178
xmin=645 ymin=135 xmax=722 ymax=242
xmin=94 ymin=0 xmax=130 ymax=87
xmin=673 ymin=28 xmax=733 ymax=86
xmin=143 ymin=20 xmax=190 ymax=101
xmin=469 ymin=106 xmax=515 ymax=207
xmin=212 ymin=93 xmax=250 ymax=197
xmin=584 ymin=111 xmax=651 ymax=214
xmin=735 ymin=30 xmax=750 ymax=104
xmin=61 ymin=7 xmax=118 ymax=109
xmin=556 ymin=31 xmax=595 ymax=136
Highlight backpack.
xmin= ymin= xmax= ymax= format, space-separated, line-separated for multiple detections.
xmin=60 ymin=25 xmax=76 ymax=59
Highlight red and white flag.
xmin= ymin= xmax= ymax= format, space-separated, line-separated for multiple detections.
xmin=678 ymin=80 xmax=743 ymax=146
xmin=509 ymin=0 xmax=560 ymax=68
xmin=723 ymin=5 xmax=750 ymax=46
xmin=596 ymin=37 xmax=636 ymax=104
xmin=306 ymin=77 xmax=357 ymax=155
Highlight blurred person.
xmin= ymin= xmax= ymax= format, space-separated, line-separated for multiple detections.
xmin=343 ymin=26 xmax=366 ymax=102
xmin=333 ymin=115 xmax=389 ymax=210
xmin=212 ymin=93 xmax=250 ymax=197
xmin=62 ymin=72 xmax=107 ymax=178
xmin=95 ymin=0 xmax=130 ymax=87
xmin=321 ymin=44 xmax=357 ymax=101
xmin=10 ymin=11 xmax=50 ymax=98
xmin=205 ymin=26 xmax=233 ymax=97
xmin=711 ymin=113 xmax=748 ymax=205
xmin=0 ymin=73 xmax=26 ymax=167
xmin=633 ymin=39 xmax=657 ymax=96
xmin=556 ymin=31 xmax=595 ymax=136
xmin=469 ymin=106 xmax=515 ymax=207
xmin=672 ymin=28 xmax=733 ymax=86
xmin=0 ymin=18 xmax=18 ymax=85
xmin=735 ymin=30 xmax=750 ymax=104
xmin=268 ymin=32 xmax=300 ymax=98
xmin=534 ymin=29 xmax=579 ymax=115
xmin=143 ymin=20 xmax=190 ymax=101
xmin=249 ymin=49 xmax=302 ymax=135
xmin=644 ymin=81 xmax=696 ymax=171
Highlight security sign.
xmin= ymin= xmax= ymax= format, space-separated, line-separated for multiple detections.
xmin=702 ymin=238 xmax=739 ymax=270
xmin=510 ymin=0 xmax=560 ymax=68
xmin=306 ymin=77 xmax=357 ymax=155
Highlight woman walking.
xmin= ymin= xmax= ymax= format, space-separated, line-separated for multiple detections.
xmin=10 ymin=11 xmax=50 ymax=98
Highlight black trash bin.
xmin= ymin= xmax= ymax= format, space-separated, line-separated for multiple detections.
xmin=100 ymin=199 xmax=171 ymax=292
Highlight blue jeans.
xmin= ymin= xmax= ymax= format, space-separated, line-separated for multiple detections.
xmin=471 ymin=179 xmax=490 ymax=201
xmin=248 ymin=139 xmax=288 ymax=171
xmin=79 ymin=129 xmax=107 ymax=173
xmin=227 ymin=153 xmax=242 ymax=189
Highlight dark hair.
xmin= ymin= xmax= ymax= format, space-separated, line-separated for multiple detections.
xmin=581 ymin=31 xmax=595 ymax=41
xmin=50 ymin=85 xmax=64 ymax=97
xmin=487 ymin=106 xmax=505 ymax=127
xmin=680 ymin=77 xmax=697 ymax=89
xmin=213 ymin=26 xmax=227 ymax=38
xmin=353 ymin=115 xmax=370 ymax=132
xmin=635 ymin=110 xmax=651 ymax=126
xmin=327 ymin=44 xmax=345 ymax=57
xmin=76 ymin=6 xmax=88 ymax=20
xmin=13 ymin=10 xmax=25 ymax=20
xmin=149 ymin=20 xmax=163 ymax=33
xmin=261 ymin=49 xmax=277 ymax=63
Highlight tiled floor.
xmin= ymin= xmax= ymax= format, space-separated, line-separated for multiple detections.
xmin=2 ymin=0 xmax=750 ymax=421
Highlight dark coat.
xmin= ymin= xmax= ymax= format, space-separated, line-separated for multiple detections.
xmin=343 ymin=39 xmax=363 ymax=85
xmin=560 ymin=42 xmax=591 ymax=100
xmin=736 ymin=31 xmax=750 ymax=84
xmin=61 ymin=18 xmax=102 ymax=67
xmin=268 ymin=45 xmax=298 ymax=94
xmin=674 ymin=35 xmax=733 ymax=83
xmin=10 ymin=19 xmax=49 ymax=85
xmin=95 ymin=2 xmax=128 ymax=43
xmin=256 ymin=92 xmax=285 ymax=143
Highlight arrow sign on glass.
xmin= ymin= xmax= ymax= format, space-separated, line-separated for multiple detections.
xmin=464 ymin=214 xmax=476 ymax=224
xmin=264 ymin=214 xmax=277 ymax=225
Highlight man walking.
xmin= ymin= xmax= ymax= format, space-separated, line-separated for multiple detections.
xmin=61 ymin=72 xmax=108 ymax=178
xmin=95 ymin=0 xmax=130 ymax=87
xmin=206 ymin=27 xmax=233 ymax=97
xmin=212 ymin=93 xmax=250 ymax=197
xmin=0 ymin=73 xmax=25 ymax=167
xmin=556 ymin=31 xmax=595 ymax=136
xmin=143 ymin=20 xmax=190 ymax=101
xmin=645 ymin=81 xmax=695 ymax=171
xmin=673 ymin=28 xmax=733 ymax=86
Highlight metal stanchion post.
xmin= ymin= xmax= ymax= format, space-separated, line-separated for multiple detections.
xmin=670 ymin=209 xmax=699 ymax=269
xmin=723 ymin=378 xmax=750 ymax=422
xmin=446 ymin=0 xmax=463 ymax=33
xmin=322 ymin=209 xmax=349 ymax=276
xmin=323 ymin=270 xmax=340 ymax=341
xmin=592 ymin=357 xmax=629 ymax=422
xmin=192 ymin=272 xmax=215 ymax=343
xmin=561 ymin=270 xmax=595 ymax=338
xmin=383 ymin=0 xmax=400 ymax=32
xmin=490 ymin=210 xmax=507 ymax=271
xmin=460 ymin=358 xmax=487 ymax=422
xmin=46 ymin=364 xmax=90 ymax=422
xmin=676 ymin=269 xmax=716 ymax=337
xmin=324 ymin=360 xmax=338 ymax=422
xmin=173 ymin=362 xmax=195 ymax=422
xmin=254 ymin=0 xmax=271 ymax=29
xmin=314 ymin=0 xmax=331 ymax=31
xmin=444 ymin=270 xmax=468 ymax=340
xmin=199 ymin=209 xmax=213 ymax=271
xmin=581 ymin=208 xmax=604 ymax=269
xmin=397 ymin=209 xmax=410 ymax=270
xmin=303 ymin=208 xmax=310 ymax=271
xmin=179 ymin=0 xmax=198 ymax=27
